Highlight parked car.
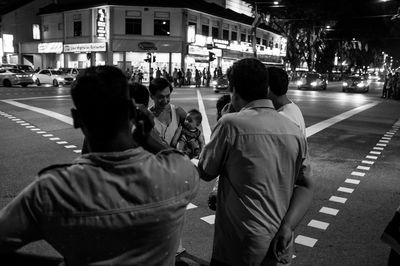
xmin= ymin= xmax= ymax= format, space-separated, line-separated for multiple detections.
xmin=342 ymin=76 xmax=370 ymax=93
xmin=58 ymin=67 xmax=82 ymax=79
xmin=212 ymin=75 xmax=229 ymax=93
xmin=33 ymin=69 xmax=74 ymax=86
xmin=0 ymin=68 xmax=34 ymax=87
xmin=296 ymin=72 xmax=327 ymax=90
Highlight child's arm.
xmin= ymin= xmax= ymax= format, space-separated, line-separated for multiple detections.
xmin=170 ymin=125 xmax=183 ymax=148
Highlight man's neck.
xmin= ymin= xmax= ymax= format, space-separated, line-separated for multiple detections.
xmin=86 ymin=131 xmax=137 ymax=153
xmin=275 ymin=95 xmax=291 ymax=110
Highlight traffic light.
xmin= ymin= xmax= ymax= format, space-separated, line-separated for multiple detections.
xmin=209 ymin=52 xmax=216 ymax=62
xmin=144 ymin=52 xmax=151 ymax=62
xmin=153 ymin=55 xmax=156 ymax=63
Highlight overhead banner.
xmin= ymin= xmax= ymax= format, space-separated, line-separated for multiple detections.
xmin=38 ymin=42 xmax=63 ymax=53
xmin=64 ymin=42 xmax=107 ymax=53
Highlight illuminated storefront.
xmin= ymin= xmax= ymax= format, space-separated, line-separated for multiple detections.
xmin=64 ymin=42 xmax=107 ymax=68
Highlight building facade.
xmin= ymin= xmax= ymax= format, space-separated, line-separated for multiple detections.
xmin=4 ymin=0 xmax=287 ymax=81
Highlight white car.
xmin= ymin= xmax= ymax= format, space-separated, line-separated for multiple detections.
xmin=33 ymin=69 xmax=74 ymax=87
xmin=0 ymin=68 xmax=34 ymax=87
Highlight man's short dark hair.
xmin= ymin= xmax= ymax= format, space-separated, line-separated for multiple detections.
xmin=187 ymin=109 xmax=202 ymax=125
xmin=71 ymin=66 xmax=129 ymax=134
xmin=149 ymin=78 xmax=173 ymax=95
xmin=129 ymin=83 xmax=149 ymax=107
xmin=227 ymin=58 xmax=269 ymax=102
xmin=268 ymin=67 xmax=289 ymax=96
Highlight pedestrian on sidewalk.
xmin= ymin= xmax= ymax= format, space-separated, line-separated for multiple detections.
xmin=198 ymin=58 xmax=314 ymax=266
xmin=0 ymin=66 xmax=199 ymax=265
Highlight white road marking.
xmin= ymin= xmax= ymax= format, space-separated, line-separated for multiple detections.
xmin=383 ymin=135 xmax=392 ymax=138
xmin=64 ymin=145 xmax=77 ymax=149
xmin=308 ymin=220 xmax=329 ymax=230
xmin=376 ymin=143 xmax=387 ymax=147
xmin=357 ymin=166 xmax=370 ymax=171
xmin=11 ymin=118 xmax=20 ymax=121
xmin=196 ymin=89 xmax=212 ymax=143
xmin=25 ymin=125 xmax=35 ymax=128
xmin=369 ymin=151 xmax=381 ymax=155
xmin=351 ymin=171 xmax=365 ymax=177
xmin=338 ymin=187 xmax=354 ymax=193
xmin=73 ymin=150 xmax=82 ymax=153
xmin=56 ymin=141 xmax=68 ymax=144
xmin=305 ymin=102 xmax=379 ymax=138
xmin=16 ymin=121 xmax=25 ymax=123
xmin=30 ymin=128 xmax=40 ymax=131
xmin=1 ymin=99 xmax=73 ymax=125
xmin=373 ymin=147 xmax=384 ymax=151
xmin=295 ymin=235 xmax=318 ymax=247
xmin=36 ymin=131 xmax=46 ymax=134
xmin=366 ymin=155 xmax=378 ymax=160
xmin=43 ymin=134 xmax=53 ymax=137
xmin=4 ymin=95 xmax=70 ymax=101
xmin=329 ymin=196 xmax=347 ymax=203
xmin=381 ymin=137 xmax=391 ymax=140
xmin=319 ymin=207 xmax=339 ymax=216
xmin=49 ymin=137 xmax=60 ymax=141
xmin=361 ymin=160 xmax=374 ymax=165
xmin=386 ymin=132 xmax=394 ymax=135
xmin=200 ymin=215 xmax=215 ymax=224
xmin=343 ymin=179 xmax=357 ymax=189
xmin=20 ymin=123 xmax=30 ymax=126
xmin=186 ymin=203 xmax=198 ymax=210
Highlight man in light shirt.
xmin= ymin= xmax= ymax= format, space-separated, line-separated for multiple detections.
xmin=268 ymin=67 xmax=307 ymax=138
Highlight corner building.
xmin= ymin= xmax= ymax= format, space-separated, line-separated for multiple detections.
xmin=20 ymin=0 xmax=286 ymax=81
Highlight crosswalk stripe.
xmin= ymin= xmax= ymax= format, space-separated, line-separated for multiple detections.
xmin=295 ymin=235 xmax=317 ymax=247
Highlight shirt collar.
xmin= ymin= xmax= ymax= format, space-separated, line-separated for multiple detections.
xmin=241 ymin=99 xmax=275 ymax=111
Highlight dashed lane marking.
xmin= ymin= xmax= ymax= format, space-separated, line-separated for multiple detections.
xmin=351 ymin=171 xmax=365 ymax=177
xmin=361 ymin=160 xmax=374 ymax=165
xmin=366 ymin=155 xmax=378 ymax=160
xmin=308 ymin=220 xmax=329 ymax=230
xmin=376 ymin=143 xmax=387 ymax=147
xmin=369 ymin=151 xmax=381 ymax=155
xmin=64 ymin=145 xmax=77 ymax=149
xmin=357 ymin=166 xmax=370 ymax=171
xmin=345 ymin=178 xmax=360 ymax=185
xmin=337 ymin=187 xmax=354 ymax=193
xmin=49 ymin=137 xmax=60 ymax=141
xmin=373 ymin=147 xmax=384 ymax=151
xmin=295 ymin=235 xmax=318 ymax=248
xmin=329 ymin=196 xmax=347 ymax=204
xmin=319 ymin=207 xmax=339 ymax=216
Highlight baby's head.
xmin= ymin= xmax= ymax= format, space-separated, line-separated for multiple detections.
xmin=184 ymin=109 xmax=202 ymax=130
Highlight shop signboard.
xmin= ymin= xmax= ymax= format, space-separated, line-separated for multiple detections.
xmin=97 ymin=9 xmax=106 ymax=39
xmin=38 ymin=42 xmax=63 ymax=53
xmin=213 ymin=39 xmax=229 ymax=49
xmin=2 ymin=34 xmax=14 ymax=53
xmin=188 ymin=45 xmax=209 ymax=56
xmin=64 ymin=42 xmax=107 ymax=53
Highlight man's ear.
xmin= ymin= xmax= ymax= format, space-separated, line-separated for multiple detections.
xmin=71 ymin=108 xmax=82 ymax=129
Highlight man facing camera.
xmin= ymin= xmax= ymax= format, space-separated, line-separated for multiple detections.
xmin=0 ymin=66 xmax=199 ymax=265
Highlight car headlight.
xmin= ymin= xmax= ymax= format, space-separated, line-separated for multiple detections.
xmin=32 ymin=76 xmax=37 ymax=81
xmin=296 ymin=80 xmax=303 ymax=86
xmin=56 ymin=77 xmax=64 ymax=81
xmin=342 ymin=82 xmax=348 ymax=87
xmin=356 ymin=83 xmax=364 ymax=88
xmin=310 ymin=81 xmax=317 ymax=87
xmin=212 ymin=81 xmax=217 ymax=86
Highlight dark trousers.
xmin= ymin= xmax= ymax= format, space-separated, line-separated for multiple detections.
xmin=210 ymin=258 xmax=230 ymax=266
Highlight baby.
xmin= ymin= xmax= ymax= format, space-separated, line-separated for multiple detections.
xmin=176 ymin=109 xmax=205 ymax=159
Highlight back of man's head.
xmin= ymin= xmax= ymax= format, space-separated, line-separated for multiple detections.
xmin=129 ymin=83 xmax=149 ymax=107
xmin=268 ymin=67 xmax=289 ymax=96
xmin=227 ymin=58 xmax=269 ymax=102
xmin=71 ymin=66 xmax=129 ymax=134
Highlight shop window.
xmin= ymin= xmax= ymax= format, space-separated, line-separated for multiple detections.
xmin=231 ymin=31 xmax=237 ymax=41
xmin=240 ymin=33 xmax=246 ymax=42
xmin=154 ymin=19 xmax=170 ymax=36
xmin=74 ymin=21 xmax=82 ymax=37
xmin=202 ymin=24 xmax=209 ymax=36
xmin=126 ymin=18 xmax=141 ymax=35
xmin=262 ymin=39 xmax=267 ymax=46
xmin=212 ymin=27 xmax=219 ymax=38
xmin=256 ymin=37 xmax=261 ymax=44
xmin=189 ymin=21 xmax=197 ymax=34
xmin=248 ymin=35 xmax=252 ymax=43
xmin=222 ymin=29 xmax=229 ymax=40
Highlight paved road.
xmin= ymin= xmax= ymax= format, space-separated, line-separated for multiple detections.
xmin=0 ymin=81 xmax=399 ymax=265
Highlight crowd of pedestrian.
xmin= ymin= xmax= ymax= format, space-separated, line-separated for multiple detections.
xmin=1 ymin=59 xmax=397 ymax=265
xmin=382 ymin=72 xmax=400 ymax=100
